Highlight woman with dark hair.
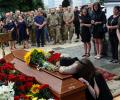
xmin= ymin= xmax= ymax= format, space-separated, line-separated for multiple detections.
xmin=107 ymin=6 xmax=120 ymax=63
xmin=58 ymin=58 xmax=113 ymax=100
xmin=80 ymin=8 xmax=91 ymax=57
xmin=91 ymin=2 xmax=106 ymax=59
xmin=18 ymin=15 xmax=29 ymax=48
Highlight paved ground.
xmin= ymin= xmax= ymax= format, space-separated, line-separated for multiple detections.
xmin=1 ymin=39 xmax=120 ymax=76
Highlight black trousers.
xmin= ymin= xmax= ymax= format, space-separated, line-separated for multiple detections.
xmin=109 ymin=34 xmax=119 ymax=60
xmin=35 ymin=29 xmax=44 ymax=47
xmin=74 ymin=24 xmax=80 ymax=39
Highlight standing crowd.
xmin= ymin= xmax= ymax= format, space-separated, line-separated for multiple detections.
xmin=0 ymin=2 xmax=120 ymax=63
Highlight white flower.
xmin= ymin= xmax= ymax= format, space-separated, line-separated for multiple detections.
xmin=0 ymin=82 xmax=14 ymax=100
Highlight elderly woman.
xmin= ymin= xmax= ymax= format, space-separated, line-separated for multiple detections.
xmin=58 ymin=57 xmax=113 ymax=100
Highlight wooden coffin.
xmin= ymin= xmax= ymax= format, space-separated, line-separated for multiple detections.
xmin=4 ymin=50 xmax=87 ymax=100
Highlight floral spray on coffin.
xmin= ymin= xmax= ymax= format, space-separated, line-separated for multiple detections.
xmin=24 ymin=49 xmax=61 ymax=72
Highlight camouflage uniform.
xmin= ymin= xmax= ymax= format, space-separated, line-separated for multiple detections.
xmin=26 ymin=16 xmax=35 ymax=45
xmin=47 ymin=13 xmax=61 ymax=44
xmin=63 ymin=10 xmax=74 ymax=42
xmin=58 ymin=11 xmax=64 ymax=42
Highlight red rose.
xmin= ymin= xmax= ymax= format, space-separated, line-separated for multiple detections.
xmin=25 ymin=82 xmax=33 ymax=89
xmin=8 ymin=74 xmax=16 ymax=81
xmin=0 ymin=58 xmax=6 ymax=65
xmin=18 ymin=74 xmax=26 ymax=82
xmin=26 ymin=77 xmax=35 ymax=82
xmin=3 ymin=63 xmax=14 ymax=70
xmin=14 ymin=96 xmax=20 ymax=100
xmin=39 ymin=84 xmax=49 ymax=90
xmin=0 ymin=73 xmax=7 ymax=81
xmin=18 ymin=85 xmax=25 ymax=91
xmin=19 ymin=94 xmax=28 ymax=99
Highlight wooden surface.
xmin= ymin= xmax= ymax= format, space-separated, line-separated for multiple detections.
xmin=0 ymin=33 xmax=10 ymax=43
xmin=4 ymin=50 xmax=87 ymax=100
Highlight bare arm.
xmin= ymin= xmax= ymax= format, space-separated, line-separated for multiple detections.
xmin=59 ymin=61 xmax=80 ymax=74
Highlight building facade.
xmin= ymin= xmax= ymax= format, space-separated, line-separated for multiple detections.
xmin=43 ymin=0 xmax=97 ymax=8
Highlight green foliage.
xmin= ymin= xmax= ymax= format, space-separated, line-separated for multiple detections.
xmin=62 ymin=0 xmax=70 ymax=7
xmin=0 ymin=0 xmax=44 ymax=12
xmin=30 ymin=49 xmax=45 ymax=66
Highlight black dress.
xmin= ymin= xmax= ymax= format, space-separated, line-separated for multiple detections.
xmin=91 ymin=11 xmax=106 ymax=39
xmin=18 ymin=21 xmax=28 ymax=41
xmin=74 ymin=72 xmax=113 ymax=100
xmin=80 ymin=15 xmax=91 ymax=43
xmin=4 ymin=21 xmax=17 ymax=41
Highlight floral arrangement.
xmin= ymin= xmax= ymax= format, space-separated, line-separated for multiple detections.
xmin=0 ymin=58 xmax=55 ymax=100
xmin=24 ymin=49 xmax=61 ymax=71
xmin=0 ymin=81 xmax=14 ymax=100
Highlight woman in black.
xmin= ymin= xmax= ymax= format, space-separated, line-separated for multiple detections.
xmin=107 ymin=6 xmax=120 ymax=63
xmin=4 ymin=19 xmax=17 ymax=50
xmin=80 ymin=8 xmax=91 ymax=57
xmin=18 ymin=15 xmax=29 ymax=48
xmin=58 ymin=58 xmax=113 ymax=100
xmin=91 ymin=2 xmax=106 ymax=59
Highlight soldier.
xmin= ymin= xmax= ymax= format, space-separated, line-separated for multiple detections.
xmin=26 ymin=12 xmax=35 ymax=46
xmin=47 ymin=8 xmax=61 ymax=44
xmin=58 ymin=5 xmax=64 ymax=43
xmin=63 ymin=6 xmax=74 ymax=43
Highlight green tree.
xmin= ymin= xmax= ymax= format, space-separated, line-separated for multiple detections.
xmin=0 ymin=0 xmax=44 ymax=12
xmin=62 ymin=0 xmax=70 ymax=7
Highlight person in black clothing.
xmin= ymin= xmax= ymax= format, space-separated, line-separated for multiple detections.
xmin=58 ymin=57 xmax=113 ymax=100
xmin=74 ymin=6 xmax=80 ymax=40
xmin=18 ymin=15 xmax=29 ymax=48
xmin=91 ymin=2 xmax=106 ymax=59
xmin=80 ymin=8 xmax=91 ymax=57
xmin=107 ymin=6 xmax=120 ymax=63
xmin=4 ymin=19 xmax=17 ymax=50
xmin=78 ymin=59 xmax=113 ymax=100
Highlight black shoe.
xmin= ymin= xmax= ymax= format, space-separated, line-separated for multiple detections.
xmin=110 ymin=59 xmax=114 ymax=62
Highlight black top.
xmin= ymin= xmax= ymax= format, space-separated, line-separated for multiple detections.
xmin=91 ymin=11 xmax=106 ymax=38
xmin=80 ymin=15 xmax=91 ymax=34
xmin=74 ymin=72 xmax=113 ymax=100
xmin=108 ymin=15 xmax=119 ymax=35
xmin=74 ymin=10 xmax=80 ymax=25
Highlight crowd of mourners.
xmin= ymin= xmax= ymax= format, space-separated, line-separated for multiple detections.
xmin=0 ymin=2 xmax=120 ymax=63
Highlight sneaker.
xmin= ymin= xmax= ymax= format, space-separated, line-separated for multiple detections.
xmin=94 ymin=55 xmax=98 ymax=59
xmin=112 ymin=60 xmax=119 ymax=63
xmin=95 ymin=55 xmax=102 ymax=60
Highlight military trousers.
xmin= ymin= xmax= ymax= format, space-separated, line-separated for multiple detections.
xmin=49 ymin=26 xmax=61 ymax=43
xmin=63 ymin=24 xmax=74 ymax=41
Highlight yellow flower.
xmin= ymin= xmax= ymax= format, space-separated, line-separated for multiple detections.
xmin=30 ymin=84 xmax=41 ymax=94
xmin=24 ymin=52 xmax=32 ymax=64
xmin=26 ymin=94 xmax=33 ymax=98
xmin=32 ymin=97 xmax=38 ymax=100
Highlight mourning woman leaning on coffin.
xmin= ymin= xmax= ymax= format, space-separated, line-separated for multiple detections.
xmin=58 ymin=57 xmax=113 ymax=100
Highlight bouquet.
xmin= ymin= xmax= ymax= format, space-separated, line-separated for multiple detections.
xmin=24 ymin=49 xmax=61 ymax=72
xmin=0 ymin=58 xmax=56 ymax=100
xmin=0 ymin=81 xmax=14 ymax=100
